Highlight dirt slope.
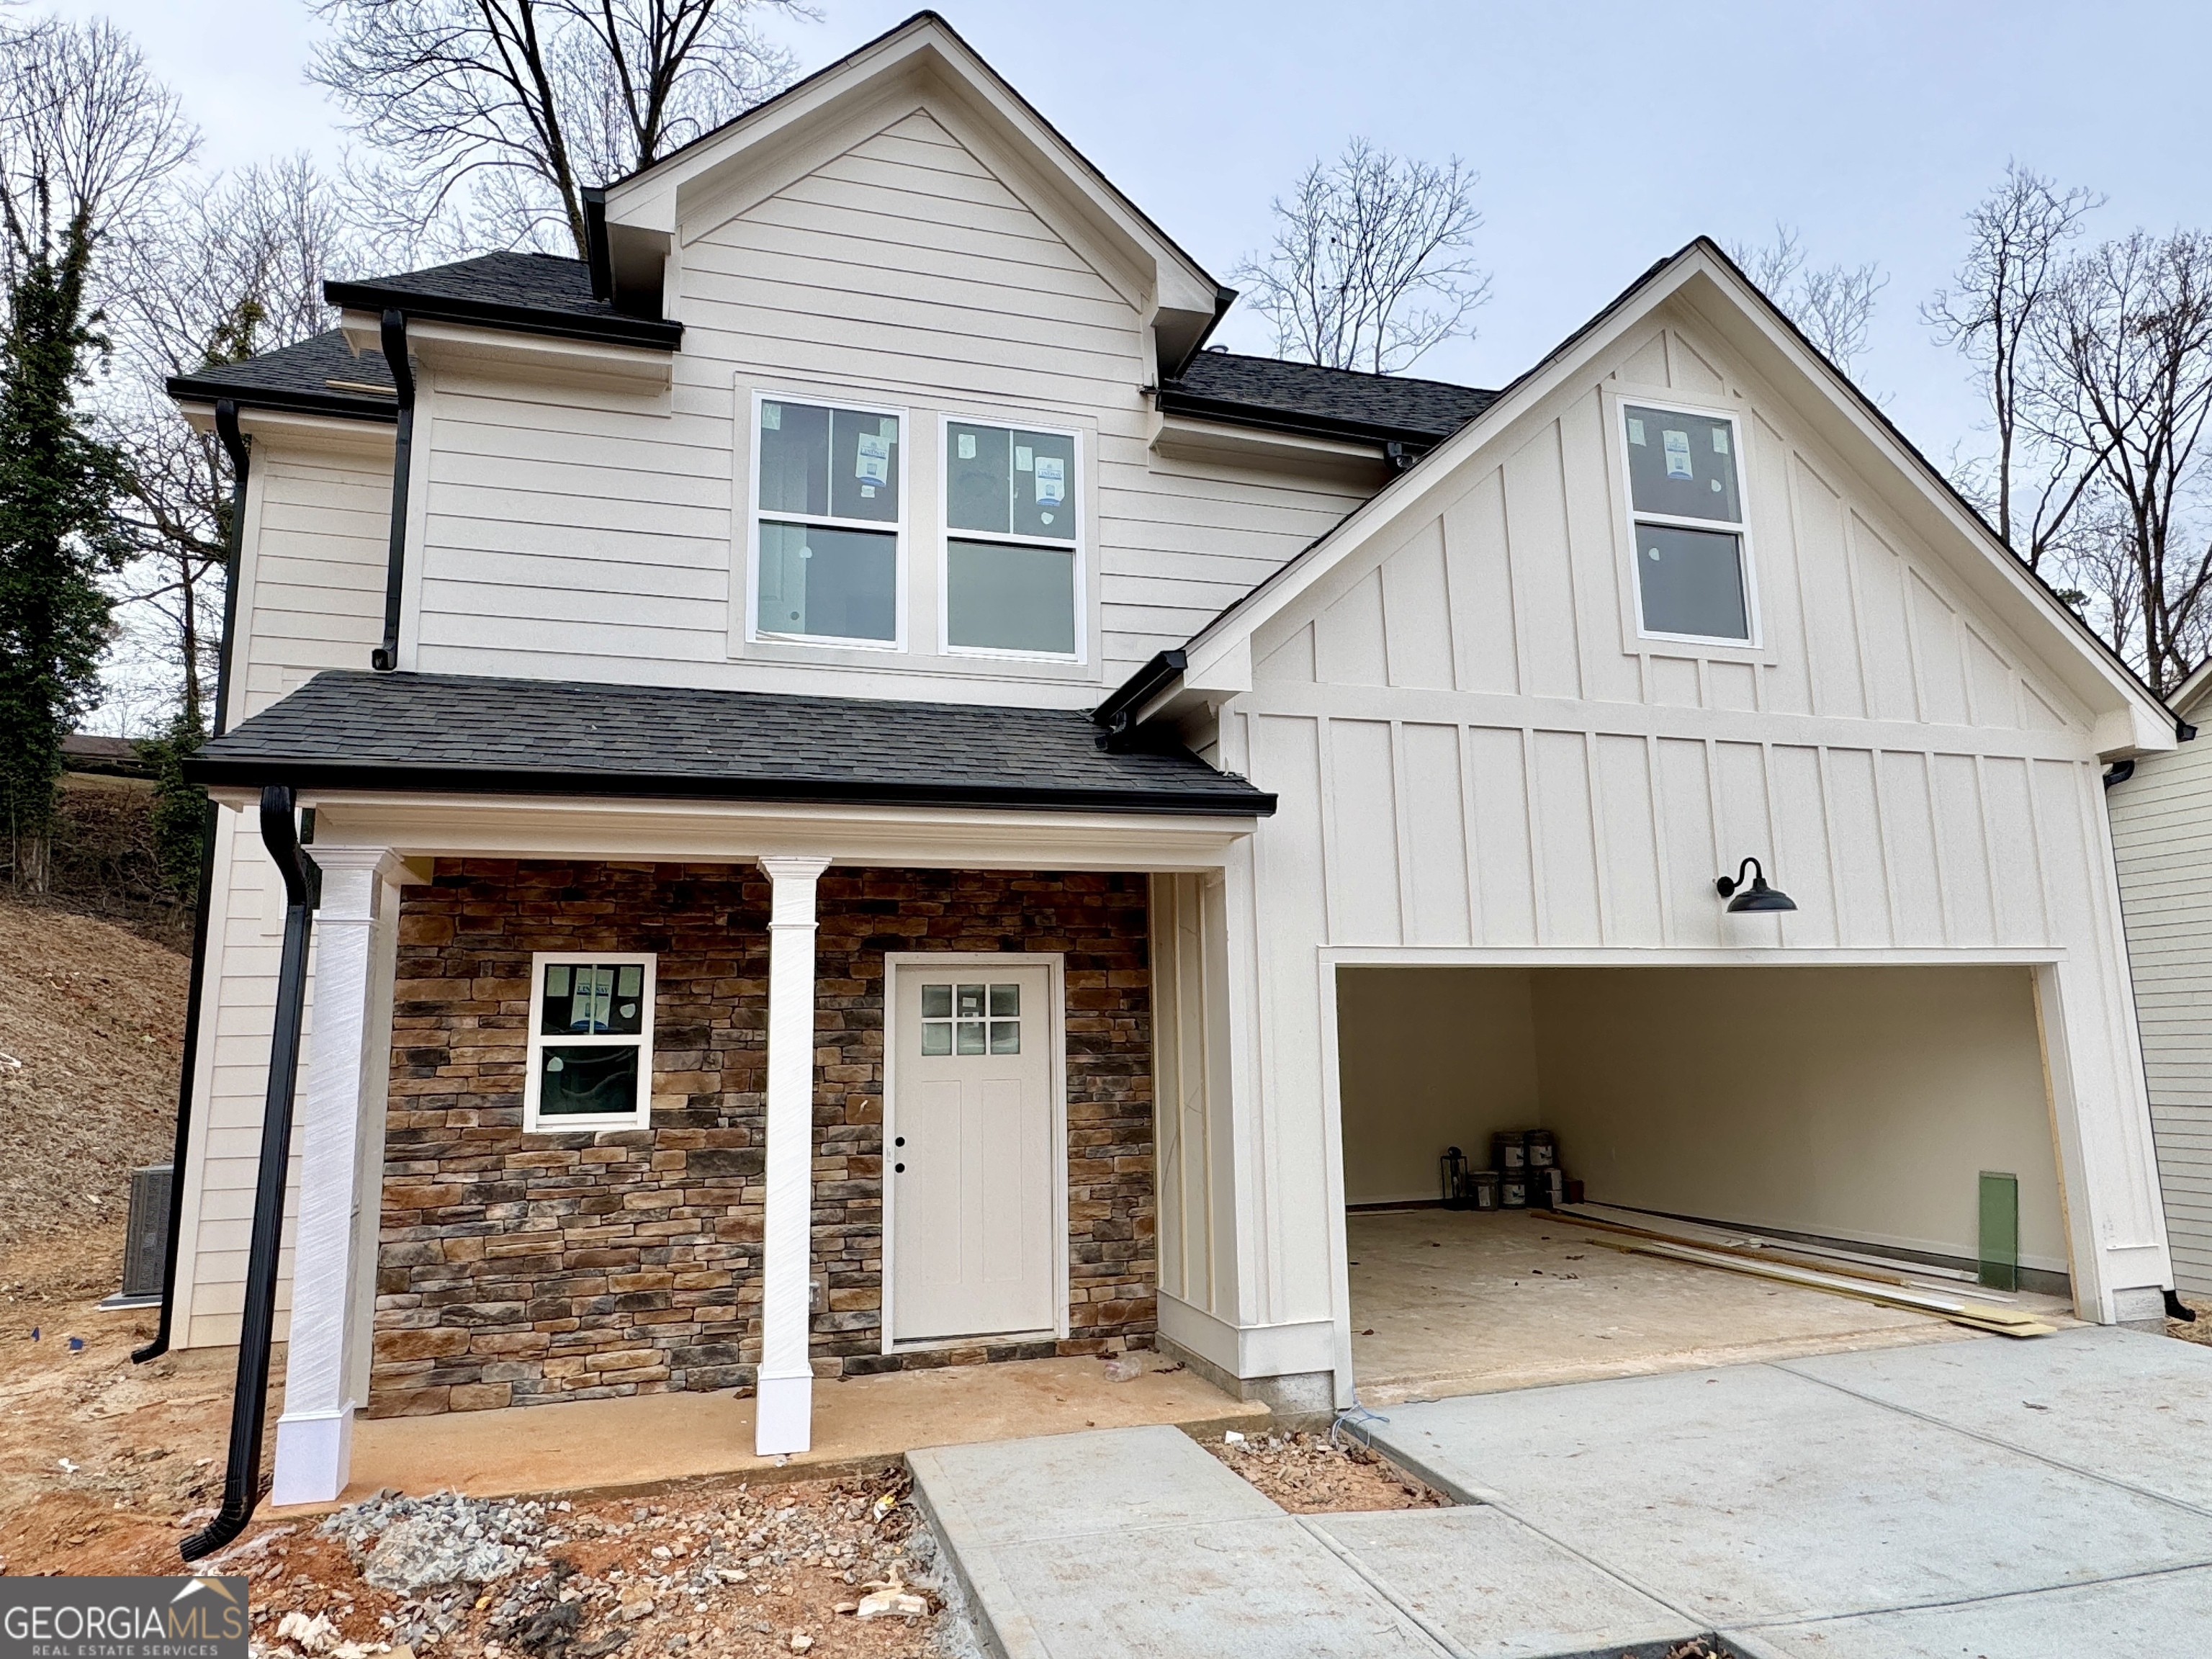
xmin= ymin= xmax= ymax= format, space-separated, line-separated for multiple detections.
xmin=0 ymin=893 xmax=187 ymax=1253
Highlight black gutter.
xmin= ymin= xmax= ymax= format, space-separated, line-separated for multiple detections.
xmin=583 ymin=187 xmax=614 ymax=302
xmin=182 ymin=754 xmax=1272 ymax=818
xmin=164 ymin=377 xmax=397 ymax=426
xmin=371 ymin=311 xmax=415 ymax=673
xmin=323 ymin=278 xmax=681 ymax=351
xmin=180 ymin=785 xmax=319 ymax=1563
xmin=1090 ymin=648 xmax=1186 ymax=749
xmin=134 ymin=400 xmax=251 ymax=1366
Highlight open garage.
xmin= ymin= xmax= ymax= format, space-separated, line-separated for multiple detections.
xmin=1334 ymin=964 xmax=2077 ymax=1402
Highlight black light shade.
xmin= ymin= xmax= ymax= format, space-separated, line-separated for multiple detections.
xmin=1715 ymin=856 xmax=1796 ymax=914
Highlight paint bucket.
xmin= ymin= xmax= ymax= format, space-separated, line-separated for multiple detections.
xmin=1467 ymin=1169 xmax=1501 ymax=1211
xmin=1499 ymin=1168 xmax=1530 ymax=1209
xmin=1525 ymin=1129 xmax=1557 ymax=1169
xmin=1532 ymin=1167 xmax=1566 ymax=1208
xmin=1493 ymin=1130 xmax=1527 ymax=1171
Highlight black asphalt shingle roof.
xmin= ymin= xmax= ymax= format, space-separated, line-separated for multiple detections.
xmin=325 ymin=252 xmax=683 ymax=349
xmin=189 ymin=670 xmax=1275 ymax=817
xmin=1160 ymin=351 xmax=1499 ymax=445
xmin=166 ymin=331 xmax=398 ymax=422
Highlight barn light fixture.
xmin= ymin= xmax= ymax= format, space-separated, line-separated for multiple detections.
xmin=1715 ymin=856 xmax=1796 ymax=914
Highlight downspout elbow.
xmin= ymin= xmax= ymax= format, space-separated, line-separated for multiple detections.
xmin=372 ymin=310 xmax=416 ymax=673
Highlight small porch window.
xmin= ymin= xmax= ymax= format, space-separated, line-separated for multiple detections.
xmin=523 ymin=953 xmax=656 ymax=1132
xmin=1621 ymin=400 xmax=1756 ymax=645
xmin=943 ymin=419 xmax=1081 ymax=658
xmin=751 ymin=395 xmax=905 ymax=648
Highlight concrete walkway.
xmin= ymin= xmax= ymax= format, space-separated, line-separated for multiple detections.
xmin=911 ymin=1327 xmax=2212 ymax=1657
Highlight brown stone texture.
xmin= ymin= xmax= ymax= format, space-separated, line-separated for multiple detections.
xmin=369 ymin=860 xmax=1154 ymax=1417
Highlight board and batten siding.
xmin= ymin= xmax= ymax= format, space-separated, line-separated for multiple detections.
xmin=179 ymin=435 xmax=392 ymax=1345
xmin=400 ymin=107 xmax=1370 ymax=705
xmin=1151 ymin=308 xmax=2170 ymax=1379
xmin=2108 ymin=714 xmax=2212 ymax=1295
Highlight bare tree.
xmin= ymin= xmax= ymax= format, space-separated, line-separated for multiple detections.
xmin=102 ymin=156 xmax=358 ymax=729
xmin=1923 ymin=165 xmax=2104 ymax=565
xmin=1233 ymin=138 xmax=1489 ymax=375
xmin=1726 ymin=224 xmax=1887 ymax=379
xmin=2028 ymin=230 xmax=2212 ymax=694
xmin=308 ymin=0 xmax=807 ymax=258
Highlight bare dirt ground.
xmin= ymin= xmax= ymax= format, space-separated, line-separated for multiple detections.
xmin=1205 ymin=1428 xmax=1447 ymax=1514
xmin=0 ymin=892 xmax=186 ymax=1251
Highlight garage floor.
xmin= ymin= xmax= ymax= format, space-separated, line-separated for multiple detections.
xmin=1346 ymin=1207 xmax=2072 ymax=1405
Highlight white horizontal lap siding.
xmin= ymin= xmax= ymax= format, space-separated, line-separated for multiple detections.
xmin=415 ymin=102 xmax=1373 ymax=694
xmin=2108 ymin=728 xmax=2212 ymax=1294
xmin=1207 ymin=307 xmax=2166 ymax=1345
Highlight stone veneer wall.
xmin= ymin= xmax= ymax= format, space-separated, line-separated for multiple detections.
xmin=369 ymin=860 xmax=1154 ymax=1417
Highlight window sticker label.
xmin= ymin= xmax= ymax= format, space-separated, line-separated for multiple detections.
xmin=958 ymin=432 xmax=977 ymax=460
xmin=1712 ymin=426 xmax=1730 ymax=455
xmin=761 ymin=403 xmax=781 ymax=431
xmin=881 ymin=417 xmax=897 ymax=440
xmin=1627 ymin=416 xmax=1646 ymax=446
xmin=855 ymin=429 xmax=891 ymax=487
xmin=1015 ymin=444 xmax=1033 ymax=472
xmin=1033 ymin=454 xmax=1065 ymax=505
xmin=1663 ymin=428 xmax=1693 ymax=480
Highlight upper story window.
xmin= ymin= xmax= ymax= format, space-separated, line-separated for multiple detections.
xmin=1622 ymin=401 xmax=1755 ymax=645
xmin=752 ymin=396 xmax=904 ymax=647
xmin=524 ymin=953 xmax=656 ymax=1133
xmin=943 ymin=419 xmax=1080 ymax=659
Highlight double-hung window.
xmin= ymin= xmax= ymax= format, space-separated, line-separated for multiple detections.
xmin=752 ymin=396 xmax=904 ymax=647
xmin=943 ymin=419 xmax=1080 ymax=658
xmin=524 ymin=953 xmax=656 ymax=1132
xmin=1621 ymin=401 xmax=1755 ymax=644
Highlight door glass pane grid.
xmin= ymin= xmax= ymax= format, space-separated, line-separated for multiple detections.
xmin=920 ymin=980 xmax=1022 ymax=1056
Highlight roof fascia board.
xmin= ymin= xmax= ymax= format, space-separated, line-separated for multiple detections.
xmin=605 ymin=17 xmax=1215 ymax=323
xmin=174 ymin=399 xmax=397 ymax=457
xmin=2167 ymin=656 xmax=2212 ymax=722
xmin=323 ymin=279 xmax=682 ymax=351
xmin=168 ymin=382 xmax=397 ymax=428
xmin=213 ymin=787 xmax=1254 ymax=874
xmin=336 ymin=312 xmax=675 ymax=393
xmin=1160 ymin=244 xmax=2175 ymax=754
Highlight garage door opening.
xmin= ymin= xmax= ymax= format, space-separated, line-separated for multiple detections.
xmin=1336 ymin=965 xmax=2077 ymax=1403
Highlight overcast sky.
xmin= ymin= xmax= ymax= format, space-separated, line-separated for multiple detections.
xmin=43 ymin=0 xmax=2212 ymax=492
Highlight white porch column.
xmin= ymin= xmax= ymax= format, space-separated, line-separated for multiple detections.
xmin=271 ymin=846 xmax=404 ymax=1506
xmin=755 ymin=855 xmax=830 ymax=1456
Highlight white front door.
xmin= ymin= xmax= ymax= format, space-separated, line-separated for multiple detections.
xmin=889 ymin=962 xmax=1058 ymax=1344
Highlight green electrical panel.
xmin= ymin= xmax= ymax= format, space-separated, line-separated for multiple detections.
xmin=1979 ymin=1171 xmax=2020 ymax=1292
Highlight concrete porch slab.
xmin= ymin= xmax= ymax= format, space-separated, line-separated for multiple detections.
xmin=1776 ymin=1326 xmax=2212 ymax=1514
xmin=281 ymin=1353 xmax=1267 ymax=1512
xmin=1357 ymin=1356 xmax=2212 ymax=1627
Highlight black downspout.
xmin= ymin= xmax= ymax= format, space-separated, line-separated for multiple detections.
xmin=181 ymin=786 xmax=319 ymax=1563
xmin=135 ymin=399 xmax=251 ymax=1366
xmin=371 ymin=310 xmax=415 ymax=672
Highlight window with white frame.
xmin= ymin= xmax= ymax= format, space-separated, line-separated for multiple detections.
xmin=1622 ymin=401 xmax=1754 ymax=644
xmin=752 ymin=397 xmax=904 ymax=646
xmin=523 ymin=954 xmax=655 ymax=1132
xmin=943 ymin=419 xmax=1079 ymax=657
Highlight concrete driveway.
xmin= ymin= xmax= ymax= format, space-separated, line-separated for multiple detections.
xmin=910 ymin=1326 xmax=2212 ymax=1657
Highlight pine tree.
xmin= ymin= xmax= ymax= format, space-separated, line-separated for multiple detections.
xmin=0 ymin=179 xmax=132 ymax=890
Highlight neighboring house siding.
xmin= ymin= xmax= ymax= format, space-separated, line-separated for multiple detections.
xmin=372 ymin=860 xmax=1154 ymax=1414
xmin=180 ymin=436 xmax=391 ymax=1346
xmin=2109 ymin=729 xmax=2212 ymax=1295
xmin=402 ymin=106 xmax=1370 ymax=703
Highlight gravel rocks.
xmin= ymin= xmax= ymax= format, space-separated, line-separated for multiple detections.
xmin=321 ymin=1491 xmax=560 ymax=1592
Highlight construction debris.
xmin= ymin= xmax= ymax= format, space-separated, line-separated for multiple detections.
xmin=1209 ymin=1430 xmax=1447 ymax=1514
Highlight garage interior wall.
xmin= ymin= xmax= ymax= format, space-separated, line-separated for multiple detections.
xmin=1335 ymin=965 xmax=2067 ymax=1275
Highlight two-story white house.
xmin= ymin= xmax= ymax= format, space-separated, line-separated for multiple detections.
xmin=155 ymin=12 xmax=2184 ymax=1539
